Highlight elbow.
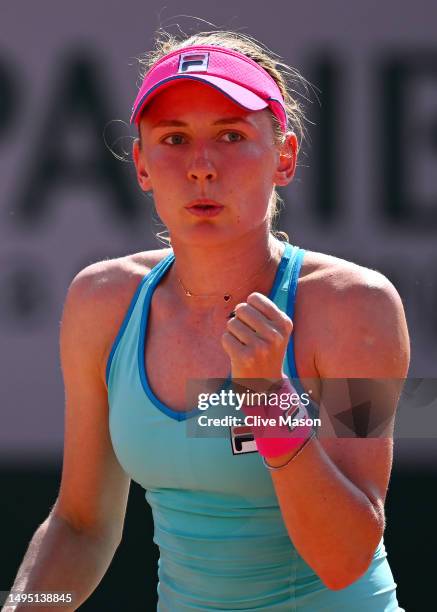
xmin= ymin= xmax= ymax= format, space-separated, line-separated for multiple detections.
xmin=323 ymin=515 xmax=384 ymax=590
xmin=323 ymin=572 xmax=363 ymax=591
xmin=320 ymin=556 xmax=374 ymax=591
xmin=299 ymin=509 xmax=384 ymax=592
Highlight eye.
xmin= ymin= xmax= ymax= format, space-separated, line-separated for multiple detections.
xmin=220 ymin=131 xmax=244 ymax=143
xmin=161 ymin=134 xmax=187 ymax=145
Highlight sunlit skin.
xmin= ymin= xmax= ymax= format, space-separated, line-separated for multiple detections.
xmin=133 ymin=80 xmax=298 ymax=381
xmin=133 ymin=80 xmax=297 ymax=249
xmin=131 ymin=80 xmax=410 ymax=589
xmin=35 ymin=72 xmax=410 ymax=603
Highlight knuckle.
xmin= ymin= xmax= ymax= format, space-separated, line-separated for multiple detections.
xmin=247 ymin=292 xmax=261 ymax=306
xmin=234 ymin=303 xmax=248 ymax=316
xmin=270 ymin=328 xmax=283 ymax=345
xmin=280 ymin=314 xmax=293 ymax=333
xmin=226 ymin=317 xmax=238 ymax=331
xmin=222 ymin=331 xmax=233 ymax=345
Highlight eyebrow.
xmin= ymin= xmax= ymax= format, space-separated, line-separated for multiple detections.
xmin=150 ymin=117 xmax=252 ymax=129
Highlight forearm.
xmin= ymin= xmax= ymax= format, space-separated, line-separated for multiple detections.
xmin=268 ymin=438 xmax=383 ymax=590
xmin=2 ymin=512 xmax=119 ymax=611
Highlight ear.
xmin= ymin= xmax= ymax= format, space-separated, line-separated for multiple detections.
xmin=133 ymin=137 xmax=152 ymax=192
xmin=273 ymin=132 xmax=298 ymax=187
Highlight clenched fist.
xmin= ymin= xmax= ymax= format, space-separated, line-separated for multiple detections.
xmin=221 ymin=292 xmax=293 ymax=387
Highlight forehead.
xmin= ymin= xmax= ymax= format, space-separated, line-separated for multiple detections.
xmin=139 ymin=79 xmax=267 ymax=127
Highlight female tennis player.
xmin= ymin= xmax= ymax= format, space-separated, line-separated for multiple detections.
xmin=5 ymin=30 xmax=410 ymax=611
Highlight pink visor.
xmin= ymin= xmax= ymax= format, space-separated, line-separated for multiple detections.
xmin=130 ymin=45 xmax=287 ymax=132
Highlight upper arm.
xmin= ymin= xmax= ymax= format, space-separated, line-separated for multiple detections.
xmin=54 ymin=263 xmax=132 ymax=544
xmin=314 ymin=267 xmax=410 ymax=513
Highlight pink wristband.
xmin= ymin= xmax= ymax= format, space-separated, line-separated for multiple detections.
xmin=240 ymin=377 xmax=313 ymax=458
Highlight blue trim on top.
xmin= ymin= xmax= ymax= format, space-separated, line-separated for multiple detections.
xmin=137 ymin=252 xmax=199 ymax=421
xmin=138 ymin=242 xmax=293 ymax=422
xmin=105 ymin=253 xmax=174 ymax=387
xmin=268 ymin=242 xmax=292 ymax=302
xmin=286 ymin=247 xmax=306 ymax=394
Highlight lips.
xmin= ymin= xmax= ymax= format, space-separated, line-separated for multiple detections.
xmin=185 ymin=199 xmax=224 ymax=217
xmin=186 ymin=199 xmax=222 ymax=209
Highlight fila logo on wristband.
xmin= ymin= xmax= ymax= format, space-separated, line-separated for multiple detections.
xmin=229 ymin=425 xmax=257 ymax=455
xmin=178 ymin=52 xmax=210 ymax=73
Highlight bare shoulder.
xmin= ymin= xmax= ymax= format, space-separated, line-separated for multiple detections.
xmin=66 ymin=247 xmax=172 ymax=314
xmin=70 ymin=247 xmax=172 ymax=291
xmin=299 ymin=249 xmax=409 ymax=377
xmin=300 ymin=248 xmax=400 ymax=302
xmin=62 ymin=248 xmax=172 ymax=382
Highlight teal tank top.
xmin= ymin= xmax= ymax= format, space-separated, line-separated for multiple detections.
xmin=106 ymin=242 xmax=403 ymax=611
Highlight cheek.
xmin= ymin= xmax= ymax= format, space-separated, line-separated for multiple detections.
xmin=229 ymin=142 xmax=276 ymax=177
xmin=230 ymin=140 xmax=269 ymax=161
xmin=147 ymin=149 xmax=180 ymax=177
xmin=226 ymin=145 xmax=276 ymax=196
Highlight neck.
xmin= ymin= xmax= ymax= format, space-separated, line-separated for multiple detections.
xmin=167 ymin=228 xmax=285 ymax=316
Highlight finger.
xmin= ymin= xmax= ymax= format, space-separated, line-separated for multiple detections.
xmin=233 ymin=304 xmax=284 ymax=344
xmin=245 ymin=294 xmax=293 ymax=337
xmin=246 ymin=292 xmax=286 ymax=321
xmin=234 ymin=303 xmax=273 ymax=333
xmin=226 ymin=315 xmax=259 ymax=345
xmin=221 ymin=330 xmax=250 ymax=358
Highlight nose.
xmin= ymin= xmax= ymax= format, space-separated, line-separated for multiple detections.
xmin=187 ymin=149 xmax=217 ymax=183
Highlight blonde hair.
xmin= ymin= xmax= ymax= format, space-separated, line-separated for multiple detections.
xmin=137 ymin=29 xmax=310 ymax=245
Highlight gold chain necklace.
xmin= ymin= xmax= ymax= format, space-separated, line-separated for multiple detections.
xmin=176 ymin=254 xmax=275 ymax=303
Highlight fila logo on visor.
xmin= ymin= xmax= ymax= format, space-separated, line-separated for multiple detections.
xmin=178 ymin=52 xmax=210 ymax=73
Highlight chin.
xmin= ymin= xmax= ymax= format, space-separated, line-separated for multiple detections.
xmin=173 ymin=224 xmax=248 ymax=248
